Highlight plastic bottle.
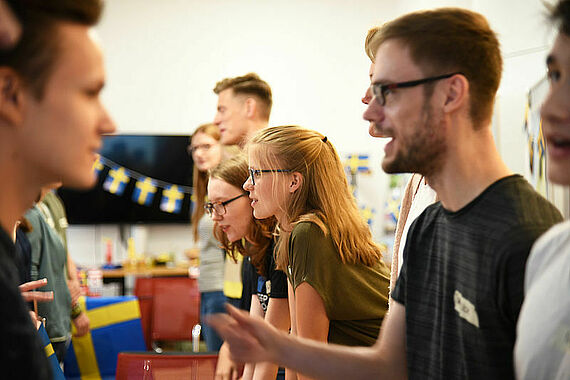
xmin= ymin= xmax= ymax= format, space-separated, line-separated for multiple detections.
xmin=105 ymin=238 xmax=113 ymax=265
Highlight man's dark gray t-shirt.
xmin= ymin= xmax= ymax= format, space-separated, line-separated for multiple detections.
xmin=392 ymin=175 xmax=563 ymax=380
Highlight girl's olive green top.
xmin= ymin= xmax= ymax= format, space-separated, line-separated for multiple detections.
xmin=288 ymin=221 xmax=390 ymax=346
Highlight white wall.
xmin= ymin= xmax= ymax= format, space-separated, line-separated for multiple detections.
xmin=67 ymin=0 xmax=557 ymax=266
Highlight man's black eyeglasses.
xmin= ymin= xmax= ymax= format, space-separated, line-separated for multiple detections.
xmin=371 ymin=72 xmax=462 ymax=106
xmin=248 ymin=168 xmax=291 ymax=186
xmin=204 ymin=193 xmax=247 ymax=216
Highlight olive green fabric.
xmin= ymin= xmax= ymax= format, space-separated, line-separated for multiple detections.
xmin=38 ymin=191 xmax=69 ymax=248
xmin=288 ymin=222 xmax=390 ymax=346
xmin=26 ymin=207 xmax=71 ymax=342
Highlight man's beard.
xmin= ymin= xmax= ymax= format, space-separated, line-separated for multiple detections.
xmin=382 ymin=103 xmax=446 ymax=177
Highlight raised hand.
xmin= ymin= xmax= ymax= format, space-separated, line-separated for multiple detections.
xmin=19 ymin=278 xmax=54 ymax=303
xmin=208 ymin=304 xmax=285 ymax=366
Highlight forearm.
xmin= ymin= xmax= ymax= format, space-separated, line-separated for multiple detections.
xmin=252 ymin=362 xmax=279 ymax=380
xmin=67 ymin=253 xmax=78 ymax=281
xmin=255 ymin=298 xmax=289 ymax=380
xmin=242 ymin=363 xmax=254 ymax=380
xmin=285 ymin=368 xmax=297 ymax=380
xmin=275 ymin=303 xmax=407 ymax=380
xmin=276 ymin=335 xmax=387 ymax=380
xmin=215 ymin=342 xmax=243 ymax=380
xmin=67 ymin=254 xmax=81 ymax=305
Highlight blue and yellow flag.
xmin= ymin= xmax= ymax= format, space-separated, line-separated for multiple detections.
xmin=160 ymin=184 xmax=184 ymax=213
xmin=38 ymin=323 xmax=65 ymax=380
xmin=384 ymin=197 xmax=400 ymax=232
xmin=359 ymin=205 xmax=375 ymax=226
xmin=102 ymin=167 xmax=130 ymax=196
xmin=528 ymin=134 xmax=535 ymax=174
xmin=132 ymin=177 xmax=157 ymax=206
xmin=345 ymin=154 xmax=371 ymax=175
xmin=64 ymin=296 xmax=146 ymax=380
xmin=537 ymin=119 xmax=546 ymax=178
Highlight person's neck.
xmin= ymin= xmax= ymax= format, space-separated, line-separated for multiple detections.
xmin=0 ymin=143 xmax=41 ymax=234
xmin=239 ymin=121 xmax=269 ymax=148
xmin=276 ymin=212 xmax=293 ymax=232
xmin=426 ymin=125 xmax=512 ymax=212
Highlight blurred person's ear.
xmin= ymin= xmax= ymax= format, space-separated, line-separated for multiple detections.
xmin=0 ymin=68 xmax=24 ymax=126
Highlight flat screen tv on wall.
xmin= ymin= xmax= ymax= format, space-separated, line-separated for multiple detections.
xmin=58 ymin=134 xmax=194 ymax=224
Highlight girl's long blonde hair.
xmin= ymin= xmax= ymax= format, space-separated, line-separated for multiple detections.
xmin=191 ymin=123 xmax=220 ymax=241
xmin=247 ymin=125 xmax=382 ymax=271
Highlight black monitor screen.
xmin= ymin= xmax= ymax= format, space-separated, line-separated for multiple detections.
xmin=58 ymin=134 xmax=194 ymax=224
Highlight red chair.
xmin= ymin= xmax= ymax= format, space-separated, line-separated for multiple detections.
xmin=151 ymin=277 xmax=200 ymax=344
xmin=115 ymin=352 xmax=218 ymax=380
xmin=134 ymin=277 xmax=154 ymax=349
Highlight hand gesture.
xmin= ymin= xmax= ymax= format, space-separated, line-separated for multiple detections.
xmin=208 ymin=304 xmax=284 ymax=365
xmin=19 ymin=278 xmax=54 ymax=303
xmin=215 ymin=342 xmax=244 ymax=380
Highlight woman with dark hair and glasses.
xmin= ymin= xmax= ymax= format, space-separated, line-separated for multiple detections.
xmin=207 ymin=153 xmax=289 ymax=380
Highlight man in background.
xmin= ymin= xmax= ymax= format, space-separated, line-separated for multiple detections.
xmin=0 ymin=0 xmax=115 ymax=376
xmin=212 ymin=72 xmax=273 ymax=307
xmin=213 ymin=72 xmax=272 ymax=147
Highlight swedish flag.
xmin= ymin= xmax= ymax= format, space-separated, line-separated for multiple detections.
xmin=160 ymin=185 xmax=184 ymax=214
xmin=385 ymin=198 xmax=400 ymax=227
xmin=537 ymin=120 xmax=546 ymax=177
xmin=528 ymin=135 xmax=535 ymax=174
xmin=359 ymin=205 xmax=375 ymax=226
xmin=102 ymin=167 xmax=130 ymax=196
xmin=37 ymin=323 xmax=65 ymax=380
xmin=64 ymin=296 xmax=146 ymax=380
xmin=345 ymin=154 xmax=371 ymax=175
xmin=132 ymin=177 xmax=157 ymax=206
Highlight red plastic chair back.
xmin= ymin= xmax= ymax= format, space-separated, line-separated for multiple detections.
xmin=116 ymin=352 xmax=218 ymax=380
xmin=151 ymin=277 xmax=200 ymax=341
xmin=134 ymin=277 xmax=154 ymax=349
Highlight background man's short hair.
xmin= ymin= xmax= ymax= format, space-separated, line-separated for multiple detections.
xmin=214 ymin=72 xmax=272 ymax=120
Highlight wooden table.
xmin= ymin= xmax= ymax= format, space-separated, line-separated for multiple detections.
xmin=102 ymin=265 xmax=190 ymax=279
xmin=102 ymin=264 xmax=190 ymax=295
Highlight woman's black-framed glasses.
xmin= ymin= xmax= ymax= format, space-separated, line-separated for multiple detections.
xmin=370 ymin=72 xmax=462 ymax=106
xmin=204 ymin=193 xmax=247 ymax=216
xmin=248 ymin=168 xmax=291 ymax=186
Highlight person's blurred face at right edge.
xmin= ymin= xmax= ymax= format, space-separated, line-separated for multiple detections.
xmin=541 ymin=26 xmax=570 ymax=186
